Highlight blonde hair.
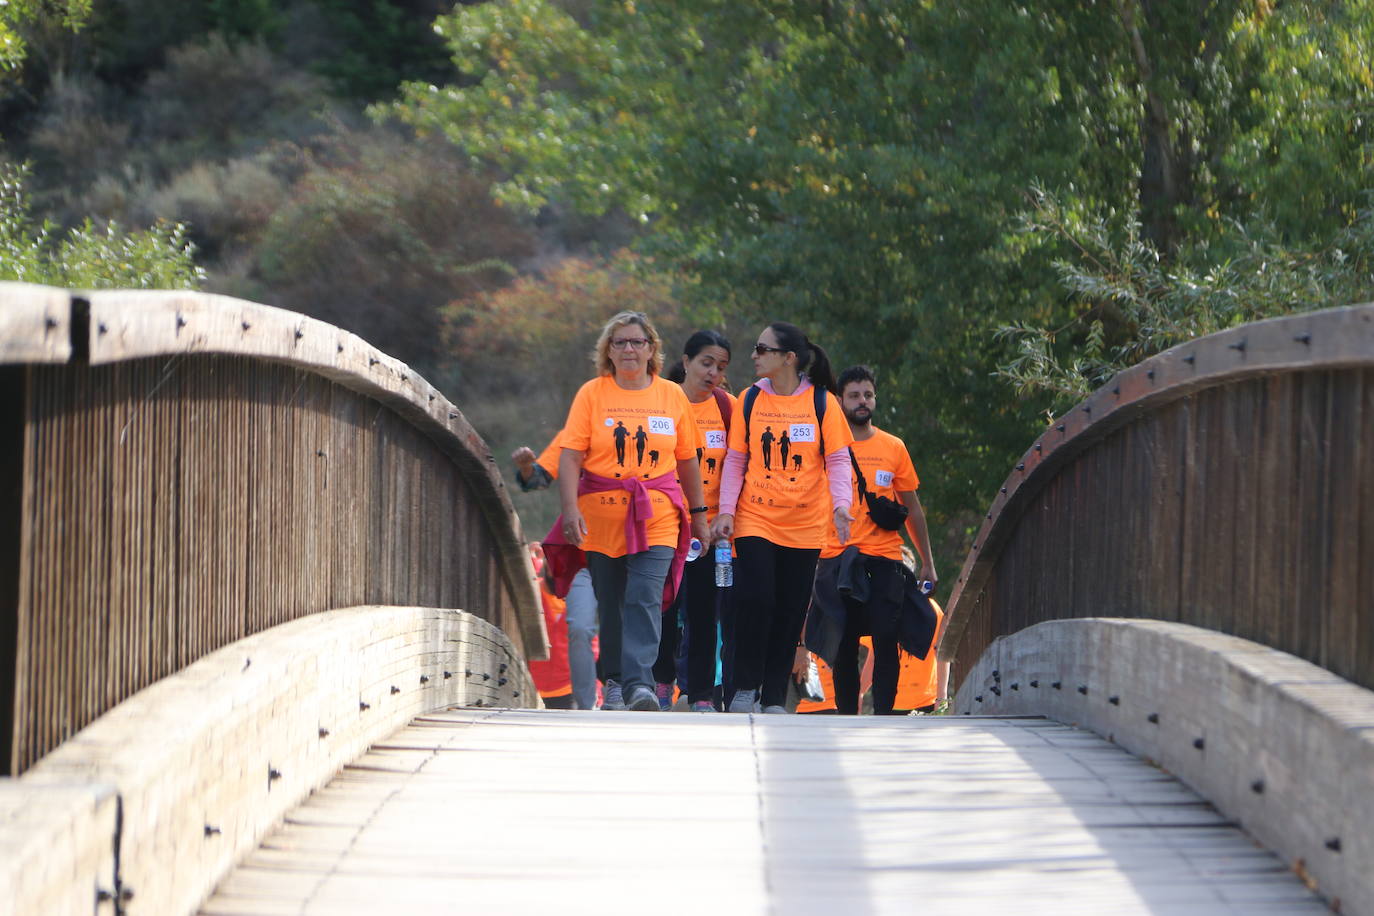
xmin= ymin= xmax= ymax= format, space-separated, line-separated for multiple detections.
xmin=591 ymin=311 xmax=663 ymax=376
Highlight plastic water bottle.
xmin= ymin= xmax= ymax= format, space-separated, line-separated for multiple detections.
xmin=918 ymin=579 xmax=934 ymax=596
xmin=714 ymin=539 xmax=733 ymax=587
xmin=685 ymin=538 xmax=703 ymax=562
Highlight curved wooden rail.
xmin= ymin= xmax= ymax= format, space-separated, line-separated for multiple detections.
xmin=0 ymin=283 xmax=545 ymax=772
xmin=939 ymin=304 xmax=1374 ymax=691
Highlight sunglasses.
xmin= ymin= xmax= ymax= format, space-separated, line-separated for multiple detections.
xmin=753 ymin=343 xmax=786 ymax=355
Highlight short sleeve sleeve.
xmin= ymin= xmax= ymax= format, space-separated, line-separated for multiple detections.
xmin=821 ymin=392 xmax=854 ymax=454
xmin=561 ymin=380 xmax=596 ymax=451
xmin=892 ymin=437 xmax=919 ymax=491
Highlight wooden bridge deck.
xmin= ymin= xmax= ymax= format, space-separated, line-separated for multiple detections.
xmin=201 ymin=710 xmax=1326 ymax=915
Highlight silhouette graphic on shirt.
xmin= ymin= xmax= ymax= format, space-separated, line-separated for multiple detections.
xmin=759 ymin=426 xmax=775 ymax=470
xmin=648 ymin=449 xmax=660 ymax=469
xmin=792 ymin=454 xmax=802 ymax=471
xmin=778 ymin=430 xmax=791 ymax=470
xmin=705 ymin=456 xmax=718 ymax=475
xmin=613 ymin=421 xmax=629 ymax=466
xmin=634 ymin=425 xmax=648 ymax=466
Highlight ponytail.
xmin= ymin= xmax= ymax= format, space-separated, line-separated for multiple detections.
xmin=805 ymin=341 xmax=837 ymax=395
xmin=768 ymin=321 xmax=836 ymax=394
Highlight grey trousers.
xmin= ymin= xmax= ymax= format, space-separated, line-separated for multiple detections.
xmin=585 ymin=546 xmax=675 ymax=694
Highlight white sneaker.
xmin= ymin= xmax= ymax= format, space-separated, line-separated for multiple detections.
xmin=727 ymin=689 xmax=758 ymax=713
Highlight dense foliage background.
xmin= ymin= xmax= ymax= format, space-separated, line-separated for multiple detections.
xmin=5 ymin=0 xmax=1373 ymax=581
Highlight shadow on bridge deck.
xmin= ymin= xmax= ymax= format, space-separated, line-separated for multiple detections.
xmin=201 ymin=709 xmax=1325 ymax=915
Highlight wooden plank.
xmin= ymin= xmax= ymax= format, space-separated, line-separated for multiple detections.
xmin=0 ymin=283 xmax=70 ymax=365
xmin=202 ymin=711 xmax=1328 ymax=915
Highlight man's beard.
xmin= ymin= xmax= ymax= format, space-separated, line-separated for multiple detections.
xmin=845 ymin=407 xmax=872 ymax=427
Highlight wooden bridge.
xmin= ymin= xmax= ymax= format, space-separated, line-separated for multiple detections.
xmin=1 ymin=284 xmax=1370 ymax=914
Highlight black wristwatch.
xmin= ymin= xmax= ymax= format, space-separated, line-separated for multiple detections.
xmin=689 ymin=505 xmax=709 ymax=514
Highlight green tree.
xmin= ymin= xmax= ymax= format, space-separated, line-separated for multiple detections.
xmin=0 ymin=161 xmax=203 ymax=288
xmin=390 ymin=0 xmax=1374 ymax=573
xmin=0 ymin=0 xmax=89 ymax=72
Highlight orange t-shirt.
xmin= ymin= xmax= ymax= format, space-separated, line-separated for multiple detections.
xmin=528 ymin=582 xmax=572 ymax=699
xmin=688 ymin=390 xmax=736 ymax=516
xmin=729 ymin=383 xmax=853 ymax=549
xmin=534 ymin=433 xmax=565 ymax=479
xmin=821 ymin=427 xmax=919 ymax=560
xmin=795 ymin=637 xmax=872 ymax=714
xmin=893 ymin=600 xmax=943 ymax=710
xmin=562 ymin=374 xmax=701 ymax=557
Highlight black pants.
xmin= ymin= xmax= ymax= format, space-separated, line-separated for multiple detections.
xmin=731 ymin=537 xmax=820 ymax=708
xmin=654 ymin=553 xmax=727 ymax=704
xmin=831 ymin=555 xmax=904 ymax=715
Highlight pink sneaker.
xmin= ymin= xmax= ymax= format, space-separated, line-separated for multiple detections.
xmin=690 ymin=700 xmax=715 ymax=712
xmin=654 ymin=682 xmax=674 ymax=711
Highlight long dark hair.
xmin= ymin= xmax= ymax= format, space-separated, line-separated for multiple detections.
xmin=666 ymin=329 xmax=732 ymax=383
xmin=769 ymin=321 xmax=836 ymax=394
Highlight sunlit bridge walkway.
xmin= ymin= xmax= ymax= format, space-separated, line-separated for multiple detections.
xmin=201 ymin=710 xmax=1325 ymax=915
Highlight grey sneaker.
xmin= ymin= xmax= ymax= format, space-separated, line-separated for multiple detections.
xmin=727 ymin=689 xmax=758 ymax=713
xmin=761 ymin=705 xmax=787 ymax=714
xmin=602 ymin=680 xmax=626 ymax=710
xmin=627 ymin=685 xmax=660 ymax=711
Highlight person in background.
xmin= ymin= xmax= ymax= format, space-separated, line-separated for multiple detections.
xmin=526 ymin=542 xmax=575 ymax=709
xmin=801 ymin=365 xmax=938 ymax=716
xmin=557 ymin=311 xmax=709 ymax=712
xmin=711 ymin=321 xmax=853 ymax=714
xmin=512 ymin=437 xmax=601 ymax=710
xmin=652 ymin=330 xmax=734 ymax=711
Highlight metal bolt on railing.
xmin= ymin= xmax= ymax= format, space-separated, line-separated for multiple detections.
xmin=420 ymin=675 xmax=429 ymax=684
xmin=1229 ymin=339 xmax=1247 ymax=353
xmin=499 ymin=663 xmax=508 ymax=675
xmin=990 ymin=685 xmax=1001 ymax=696
xmin=45 ymin=316 xmax=58 ymax=330
xmin=1029 ymin=680 xmax=1039 ymax=688
xmin=1295 ymin=333 xmax=1312 ymax=345
xmin=269 ymin=768 xmax=282 ymax=782
xmin=1148 ymin=713 xmax=1159 ymax=724
xmin=295 ymin=327 xmax=304 ymax=340
xmin=1193 ymin=737 xmax=1205 ymax=750
xmin=443 ymin=671 xmax=452 ymax=679
xmin=390 ymin=685 xmax=400 ymax=695
xmin=1251 ymin=780 xmax=1265 ymax=794
xmin=318 ymin=727 xmax=329 ymax=738
xmin=1108 ymin=695 xmax=1120 ymax=705
xmin=359 ymin=701 xmax=370 ymax=711
xmin=1010 ymin=682 xmax=1019 ymax=691
xmin=1016 ymin=463 xmax=1025 ymax=471
xmin=482 ymin=673 xmax=491 ymax=681
xmin=175 ymin=313 xmax=186 ymax=329
xmin=1077 ymin=685 xmax=1088 ymax=695
xmin=1326 ymin=838 xmax=1342 ymax=852
xmin=1183 ymin=353 xmax=1195 ymax=364
xmin=241 ymin=320 xmax=251 ymax=331
xmin=975 ymin=695 xmax=983 ymax=703
xmin=991 ymin=669 xmax=1000 ymax=681
xmin=498 ymin=677 xmax=509 ymax=687
xmin=205 ymin=825 xmax=221 ymax=837
xmin=1052 ymin=681 xmax=1062 ymax=690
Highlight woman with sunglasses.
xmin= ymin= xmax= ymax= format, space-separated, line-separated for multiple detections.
xmin=556 ymin=311 xmax=710 ymax=711
xmin=711 ymin=322 xmax=854 ymax=713
xmin=655 ymin=330 xmax=734 ymax=710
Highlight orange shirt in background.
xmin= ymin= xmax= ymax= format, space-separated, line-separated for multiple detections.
xmin=821 ymin=426 xmax=920 ymax=561
xmin=562 ymin=374 xmax=701 ymax=557
xmin=534 ymin=433 xmax=566 ymax=479
xmin=795 ymin=636 xmax=872 ymax=714
xmin=893 ymin=599 xmax=944 ymax=710
xmin=528 ymin=582 xmax=572 ymax=701
xmin=689 ymin=390 xmax=736 ymax=516
xmin=729 ymin=384 xmax=852 ymax=549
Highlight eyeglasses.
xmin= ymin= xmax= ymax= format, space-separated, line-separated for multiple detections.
xmin=753 ymin=343 xmax=786 ymax=356
xmin=610 ymin=337 xmax=651 ymax=351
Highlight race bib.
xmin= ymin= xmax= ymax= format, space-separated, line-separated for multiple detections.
xmin=874 ymin=469 xmax=894 ymax=488
xmin=705 ymin=429 xmax=727 ymax=450
xmin=789 ymin=423 xmax=817 ymax=443
xmin=648 ymin=416 xmax=676 ymax=436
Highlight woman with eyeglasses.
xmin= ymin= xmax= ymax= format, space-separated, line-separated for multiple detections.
xmin=555 ymin=311 xmax=710 ymax=711
xmin=710 ymin=322 xmax=854 ymax=713
xmin=654 ymin=330 xmax=735 ymax=711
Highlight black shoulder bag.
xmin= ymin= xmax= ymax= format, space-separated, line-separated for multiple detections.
xmin=848 ymin=449 xmax=910 ymax=531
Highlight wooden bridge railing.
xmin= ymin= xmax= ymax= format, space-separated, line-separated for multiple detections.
xmin=940 ymin=304 xmax=1374 ymax=694
xmin=0 ymin=283 xmax=545 ymax=774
